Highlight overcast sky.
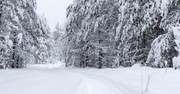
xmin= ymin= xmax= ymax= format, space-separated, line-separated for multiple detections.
xmin=37 ymin=0 xmax=73 ymax=31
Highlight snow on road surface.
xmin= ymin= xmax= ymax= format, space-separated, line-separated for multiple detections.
xmin=0 ymin=64 xmax=180 ymax=94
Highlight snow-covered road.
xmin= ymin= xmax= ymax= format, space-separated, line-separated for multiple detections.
xmin=0 ymin=64 xmax=180 ymax=94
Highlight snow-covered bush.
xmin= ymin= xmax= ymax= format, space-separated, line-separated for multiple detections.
xmin=146 ymin=31 xmax=178 ymax=68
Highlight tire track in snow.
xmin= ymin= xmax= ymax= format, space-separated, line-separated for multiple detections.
xmin=69 ymin=70 xmax=139 ymax=94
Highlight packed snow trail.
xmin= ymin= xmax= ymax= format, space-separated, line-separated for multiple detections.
xmin=1 ymin=64 xmax=180 ymax=94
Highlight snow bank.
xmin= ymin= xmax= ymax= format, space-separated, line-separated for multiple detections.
xmin=27 ymin=63 xmax=65 ymax=69
xmin=131 ymin=63 xmax=142 ymax=69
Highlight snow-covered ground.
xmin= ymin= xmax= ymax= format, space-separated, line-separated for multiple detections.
xmin=0 ymin=64 xmax=180 ymax=94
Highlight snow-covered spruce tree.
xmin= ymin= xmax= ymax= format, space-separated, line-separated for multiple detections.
xmin=65 ymin=0 xmax=91 ymax=68
xmin=92 ymin=0 xmax=119 ymax=68
xmin=75 ymin=0 xmax=119 ymax=68
xmin=115 ymin=0 xmax=146 ymax=67
xmin=0 ymin=0 xmax=50 ymax=68
xmin=0 ymin=0 xmax=24 ymax=68
xmin=35 ymin=15 xmax=51 ymax=64
xmin=145 ymin=0 xmax=180 ymax=68
xmin=19 ymin=0 xmax=50 ymax=65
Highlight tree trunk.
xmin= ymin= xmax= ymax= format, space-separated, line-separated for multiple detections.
xmin=0 ymin=0 xmax=3 ymax=25
xmin=12 ymin=31 xmax=17 ymax=68
xmin=98 ymin=30 xmax=102 ymax=69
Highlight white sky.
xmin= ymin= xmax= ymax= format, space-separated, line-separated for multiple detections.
xmin=37 ymin=0 xmax=73 ymax=31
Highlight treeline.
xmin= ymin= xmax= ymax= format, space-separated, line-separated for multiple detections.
xmin=1 ymin=0 xmax=180 ymax=69
xmin=64 ymin=0 xmax=180 ymax=68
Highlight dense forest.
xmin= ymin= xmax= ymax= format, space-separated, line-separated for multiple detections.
xmin=65 ymin=0 xmax=180 ymax=68
xmin=0 ymin=0 xmax=180 ymax=69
